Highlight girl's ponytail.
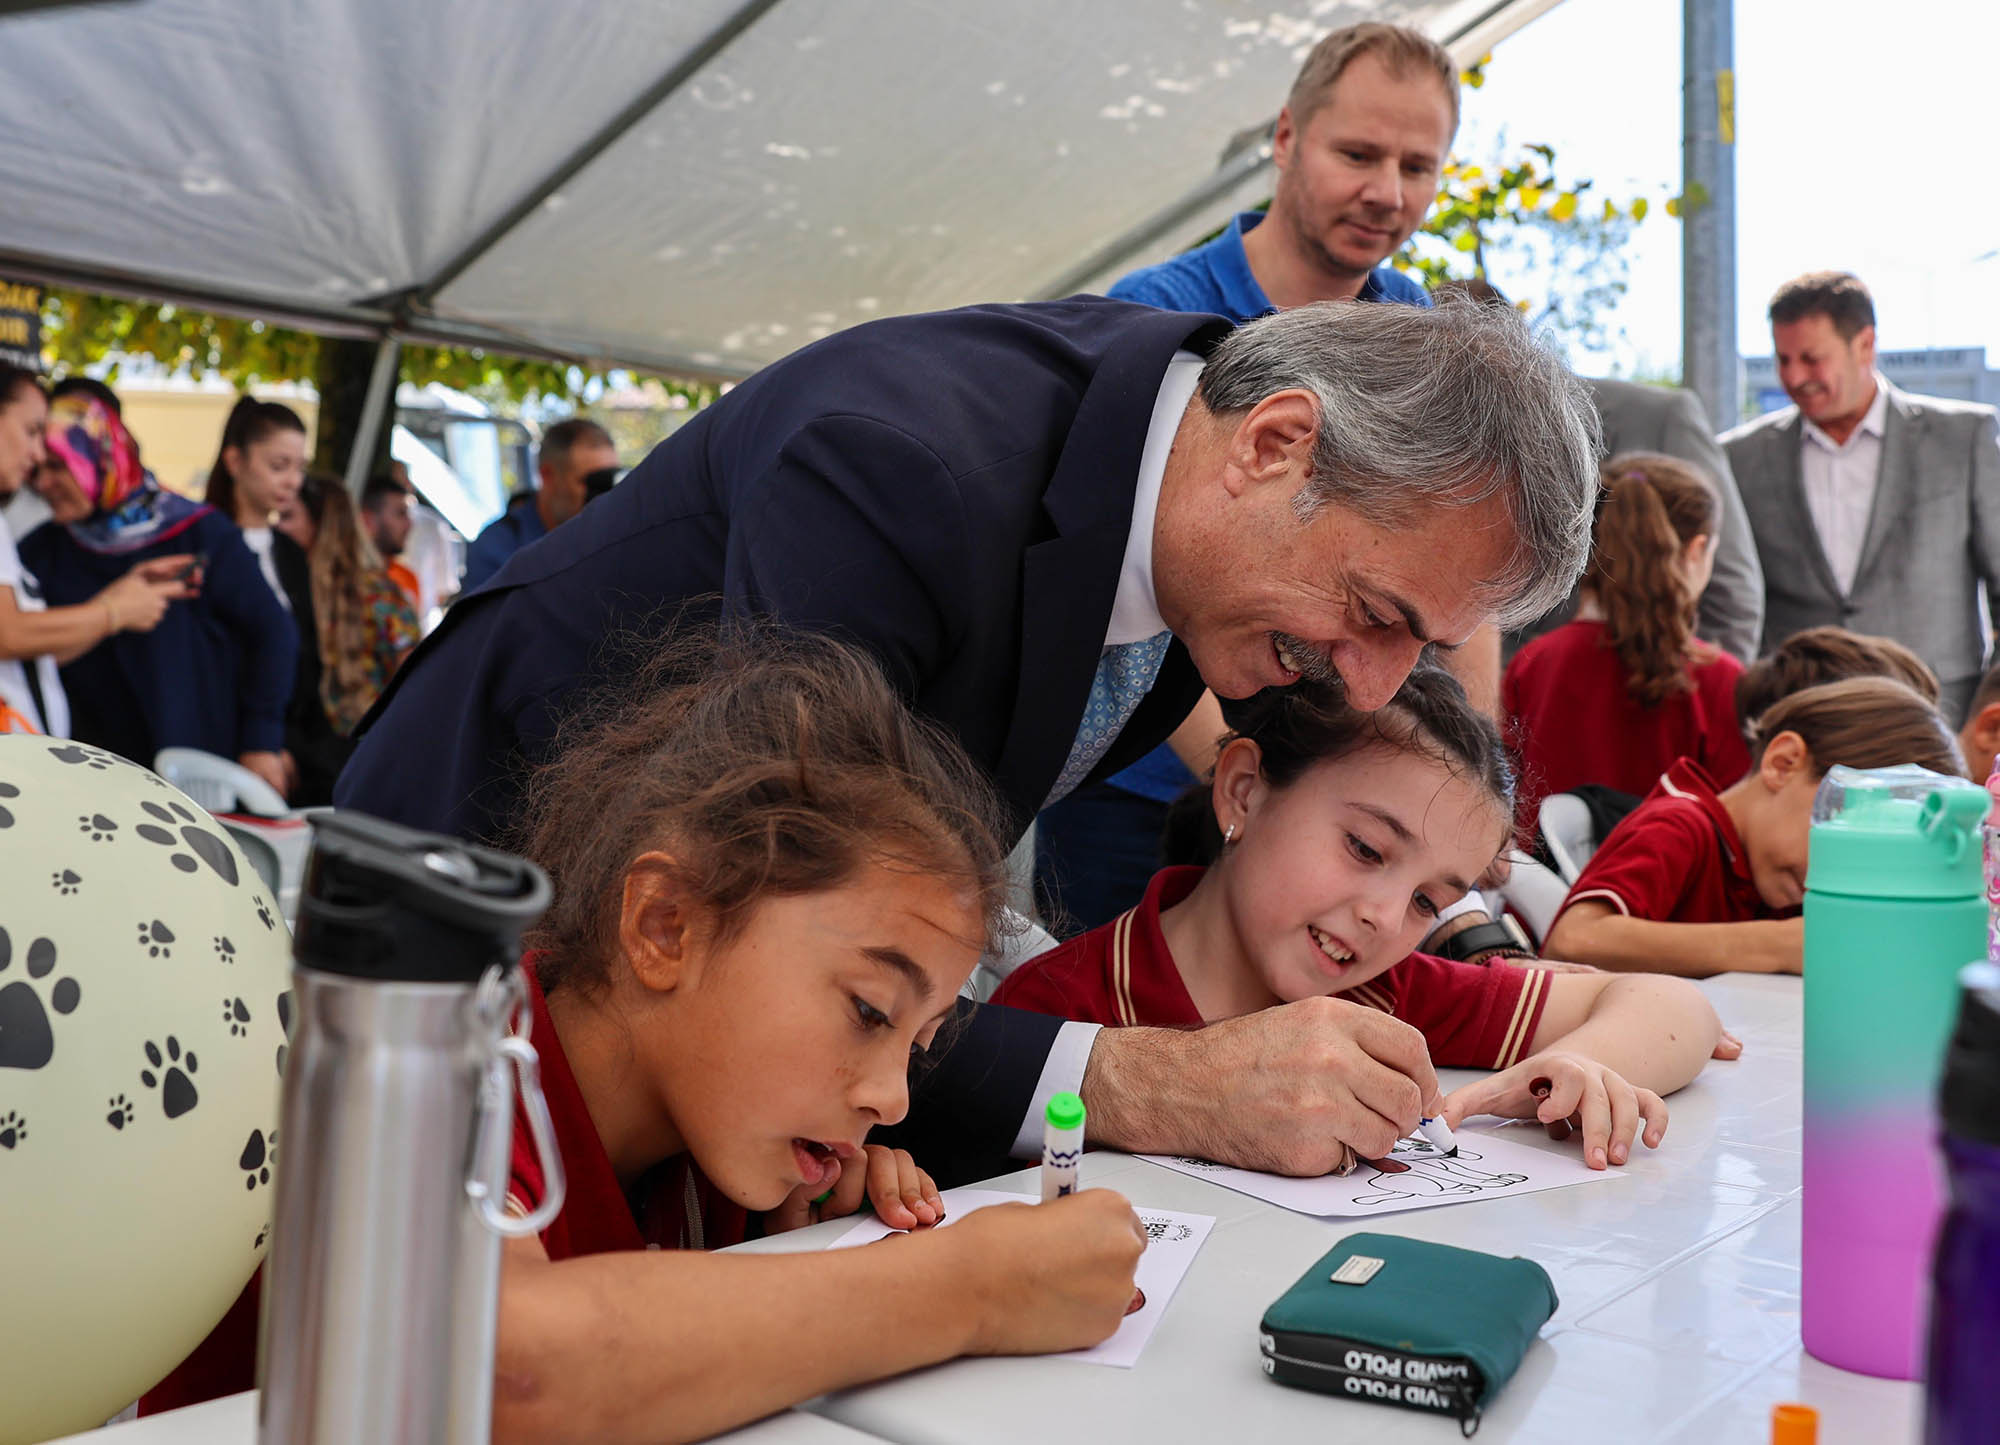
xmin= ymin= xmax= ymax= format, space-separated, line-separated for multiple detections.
xmin=1586 ymin=451 xmax=1720 ymax=707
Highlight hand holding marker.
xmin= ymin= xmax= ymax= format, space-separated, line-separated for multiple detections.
xmin=1042 ymin=1092 xmax=1147 ymax=1315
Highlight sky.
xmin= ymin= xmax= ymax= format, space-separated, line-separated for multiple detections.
xmin=1462 ymin=0 xmax=2000 ymax=377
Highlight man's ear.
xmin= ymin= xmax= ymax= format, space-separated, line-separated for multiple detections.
xmin=1222 ymin=390 xmax=1319 ymax=498
xmin=1758 ymin=730 xmax=1811 ymax=791
xmin=1270 ymin=106 xmax=1298 ymax=169
xmin=618 ymin=852 xmax=705 ymax=995
xmin=1211 ymin=737 xmax=1266 ymax=838
xmin=1852 ymin=323 xmax=1878 ymax=370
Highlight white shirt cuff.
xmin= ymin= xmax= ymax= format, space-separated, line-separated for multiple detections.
xmin=1009 ymin=1020 xmax=1104 ymax=1160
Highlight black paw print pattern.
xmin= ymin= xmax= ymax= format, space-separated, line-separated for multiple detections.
xmin=139 ymin=1036 xmax=198 ymax=1118
xmin=0 ymin=780 xmax=18 ymax=828
xmin=240 ymin=1127 xmax=276 ymax=1189
xmin=0 ymin=929 xmax=80 ymax=1071
xmin=134 ymin=800 xmax=240 ymax=885
xmin=254 ymin=1223 xmax=269 ymax=1251
xmin=76 ymin=813 xmax=117 ymax=842
xmin=47 ymin=743 xmax=114 ymax=770
xmin=275 ymin=989 xmax=294 ymax=1078
xmin=214 ymin=935 xmax=236 ymax=964
xmin=0 ymin=1109 xmax=24 ymax=1148
xmin=222 ymin=996 xmax=250 ymax=1036
xmin=255 ymin=896 xmax=276 ymax=932
xmin=50 ymin=869 xmax=80 ymax=895
xmin=137 ymin=920 xmax=175 ymax=959
xmin=106 ymin=1093 xmax=134 ymax=1130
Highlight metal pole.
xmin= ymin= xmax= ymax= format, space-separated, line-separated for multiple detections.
xmin=344 ymin=336 xmax=402 ymax=496
xmin=1682 ymin=0 xmax=1739 ymax=427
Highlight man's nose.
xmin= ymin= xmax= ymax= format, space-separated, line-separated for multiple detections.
xmin=1335 ymin=634 xmax=1428 ymax=710
xmin=1357 ymin=160 xmax=1404 ymax=211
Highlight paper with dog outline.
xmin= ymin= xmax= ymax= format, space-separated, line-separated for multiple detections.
xmin=830 ymin=1187 xmax=1214 ymax=1367
xmin=1139 ymin=1126 xmax=1617 ymax=1217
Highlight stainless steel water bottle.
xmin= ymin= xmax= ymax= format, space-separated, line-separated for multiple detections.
xmin=257 ymin=811 xmax=563 ymax=1445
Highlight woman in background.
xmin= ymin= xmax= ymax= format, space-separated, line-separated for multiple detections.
xmin=277 ymin=473 xmax=419 ymax=734
xmin=22 ymin=392 xmax=293 ymax=782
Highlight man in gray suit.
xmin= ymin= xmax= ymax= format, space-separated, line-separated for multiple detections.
xmin=1723 ymin=271 xmax=2000 ymax=721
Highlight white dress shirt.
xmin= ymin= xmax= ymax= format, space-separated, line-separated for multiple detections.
xmin=1004 ymin=349 xmax=1205 ymax=1159
xmin=1799 ymin=376 xmax=1890 ymax=596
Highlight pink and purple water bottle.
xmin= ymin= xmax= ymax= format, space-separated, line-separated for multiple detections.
xmin=1802 ymin=765 xmax=1989 ymax=1379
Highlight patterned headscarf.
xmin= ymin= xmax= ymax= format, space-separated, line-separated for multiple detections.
xmin=42 ymin=394 xmax=209 ymax=555
xmin=44 ymin=394 xmax=146 ymax=512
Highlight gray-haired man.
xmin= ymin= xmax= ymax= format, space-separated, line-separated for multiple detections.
xmin=343 ymin=293 xmax=1598 ymax=1182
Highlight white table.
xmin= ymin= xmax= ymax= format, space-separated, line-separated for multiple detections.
xmin=736 ymin=975 xmax=1922 ymax=1445
xmin=45 ymin=1391 xmax=890 ymax=1444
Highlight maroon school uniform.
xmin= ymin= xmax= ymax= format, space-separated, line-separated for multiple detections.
xmin=143 ymin=962 xmax=744 ymax=1415
xmin=1504 ymin=620 xmax=1750 ymax=835
xmin=1552 ymin=758 xmax=1784 ymax=929
xmin=993 ymin=866 xmax=1552 ymax=1071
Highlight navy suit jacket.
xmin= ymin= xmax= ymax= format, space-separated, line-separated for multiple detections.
xmin=338 ymin=297 xmax=1229 ymax=1178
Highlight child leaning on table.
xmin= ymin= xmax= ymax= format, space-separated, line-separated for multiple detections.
xmin=1544 ymin=676 xmax=1963 ymax=979
xmin=995 ymin=667 xmax=1727 ymax=1173
xmin=149 ymin=625 xmax=1147 ymax=1445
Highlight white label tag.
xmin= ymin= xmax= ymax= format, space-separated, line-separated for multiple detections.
xmin=1330 ymin=1254 xmax=1385 ymax=1286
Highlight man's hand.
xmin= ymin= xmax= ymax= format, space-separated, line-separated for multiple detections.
xmin=1080 ymin=995 xmax=1441 ymax=1175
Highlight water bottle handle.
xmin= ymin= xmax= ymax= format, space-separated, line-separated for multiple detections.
xmin=463 ymin=973 xmax=568 ymax=1238
xmin=1923 ymin=787 xmax=1991 ymax=865
xmin=475 ymin=1035 xmax=567 ymax=1237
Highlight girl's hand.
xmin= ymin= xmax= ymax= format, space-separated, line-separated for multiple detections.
xmin=1440 ymin=1051 xmax=1667 ymax=1170
xmin=765 ymin=1145 xmax=943 ymax=1235
xmin=943 ymin=1190 xmax=1148 ymax=1356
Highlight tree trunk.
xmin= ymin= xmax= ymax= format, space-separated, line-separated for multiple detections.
xmin=310 ymin=336 xmax=396 ymax=479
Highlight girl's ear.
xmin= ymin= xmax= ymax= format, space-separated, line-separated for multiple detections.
xmin=1758 ymin=730 xmax=1811 ymax=791
xmin=618 ymin=852 xmax=704 ymax=995
xmin=220 ymin=443 xmax=243 ymax=480
xmin=1211 ymin=737 xmax=1266 ymax=840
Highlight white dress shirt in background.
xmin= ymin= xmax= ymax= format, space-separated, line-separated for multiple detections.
xmin=1799 ymin=375 xmax=1889 ymax=596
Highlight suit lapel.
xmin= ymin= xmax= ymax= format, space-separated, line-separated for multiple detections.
xmin=1768 ymin=412 xmax=1845 ymax=599
xmin=1852 ymin=385 xmax=1917 ymax=592
xmin=988 ymin=311 xmax=1233 ymax=826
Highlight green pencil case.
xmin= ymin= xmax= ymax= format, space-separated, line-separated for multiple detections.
xmin=1258 ymin=1233 xmax=1558 ymax=1436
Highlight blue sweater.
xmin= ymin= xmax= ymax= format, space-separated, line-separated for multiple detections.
xmin=21 ymin=509 xmax=297 ymax=761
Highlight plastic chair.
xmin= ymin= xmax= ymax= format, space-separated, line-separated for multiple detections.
xmin=1539 ymin=792 xmax=1598 ymax=885
xmin=220 ymin=822 xmax=284 ymax=897
xmin=1494 ymin=848 xmax=1568 ymax=948
xmin=154 ymin=747 xmax=290 ymax=819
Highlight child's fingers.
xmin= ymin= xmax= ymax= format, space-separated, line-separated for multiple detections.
xmin=1574 ymin=1074 xmax=1613 ymax=1170
xmin=917 ymin=1165 xmax=944 ymax=1220
xmin=1604 ymin=1076 xmax=1640 ymax=1166
xmin=896 ymin=1153 xmax=938 ymax=1227
xmin=1711 ymin=1029 xmax=1745 ymax=1060
xmin=815 ymin=1154 xmax=866 ymax=1220
xmin=1534 ymin=1069 xmax=1582 ymax=1128
xmin=768 ymin=1182 xmax=817 ymax=1235
xmin=863 ymin=1147 xmax=918 ymax=1230
xmin=1637 ymin=1089 xmax=1670 ymax=1148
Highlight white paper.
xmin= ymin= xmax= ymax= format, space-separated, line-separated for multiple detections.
xmin=829 ymin=1187 xmax=1214 ymax=1368
xmin=1139 ymin=1125 xmax=1618 ymax=1218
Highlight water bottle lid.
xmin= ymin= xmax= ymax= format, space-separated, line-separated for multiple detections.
xmin=293 ymin=811 xmax=553 ymax=984
xmin=1940 ymin=963 xmax=2000 ymax=1147
xmin=1805 ymin=764 xmax=1987 ymax=900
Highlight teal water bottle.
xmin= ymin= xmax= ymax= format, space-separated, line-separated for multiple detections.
xmin=1803 ymin=765 xmax=1989 ymax=1379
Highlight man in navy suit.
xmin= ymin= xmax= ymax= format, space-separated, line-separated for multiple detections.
xmin=340 ymin=294 xmax=1598 ymax=1181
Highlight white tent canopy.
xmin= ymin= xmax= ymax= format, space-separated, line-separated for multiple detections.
xmin=2 ymin=0 xmax=1560 ymax=381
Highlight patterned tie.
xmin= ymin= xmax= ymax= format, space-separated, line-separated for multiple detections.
xmin=1044 ymin=630 xmax=1174 ymax=808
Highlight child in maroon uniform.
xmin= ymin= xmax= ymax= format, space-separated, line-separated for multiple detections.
xmin=1504 ymin=452 xmax=1750 ymax=836
xmin=1546 ymin=676 xmax=1963 ymax=977
xmin=148 ymin=628 xmax=1148 ymax=1443
xmin=996 ymin=668 xmax=1727 ymax=1171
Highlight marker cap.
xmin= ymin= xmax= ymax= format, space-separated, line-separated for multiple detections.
xmin=1045 ymin=1091 xmax=1085 ymax=1132
xmin=1770 ymin=1402 xmax=1817 ymax=1445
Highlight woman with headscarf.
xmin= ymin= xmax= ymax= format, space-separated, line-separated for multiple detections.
xmin=275 ymin=472 xmax=419 ymax=734
xmin=0 ymin=367 xmax=193 ymax=737
xmin=20 ymin=392 xmax=295 ymax=790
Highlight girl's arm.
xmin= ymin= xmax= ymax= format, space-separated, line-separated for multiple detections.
xmin=1543 ymin=900 xmax=1803 ymax=977
xmin=1441 ymin=971 xmax=1725 ymax=1169
xmin=0 ymin=560 xmax=193 ymax=665
xmin=492 ymin=1190 xmax=1145 ymax=1445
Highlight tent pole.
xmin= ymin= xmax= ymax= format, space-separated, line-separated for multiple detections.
xmin=344 ymin=336 xmax=403 ymax=497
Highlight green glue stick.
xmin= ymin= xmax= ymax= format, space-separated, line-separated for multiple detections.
xmin=1041 ymin=1091 xmax=1085 ymax=1202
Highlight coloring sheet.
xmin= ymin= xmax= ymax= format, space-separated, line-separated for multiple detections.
xmin=1139 ymin=1125 xmax=1618 ymax=1218
xmin=830 ymin=1187 xmax=1215 ymax=1368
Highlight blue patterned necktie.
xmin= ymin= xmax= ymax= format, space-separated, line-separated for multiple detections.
xmin=1044 ymin=629 xmax=1173 ymax=808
